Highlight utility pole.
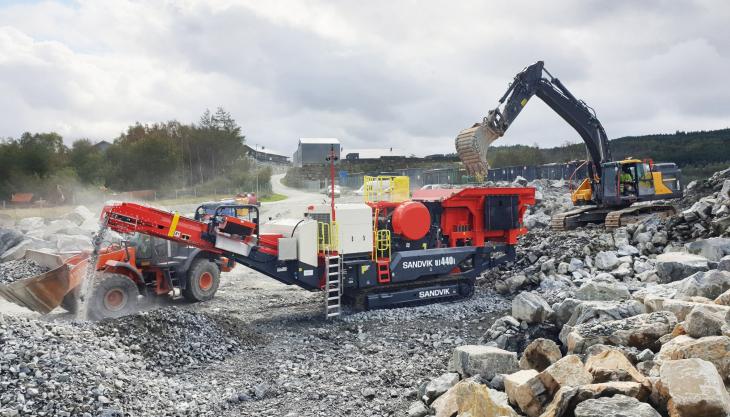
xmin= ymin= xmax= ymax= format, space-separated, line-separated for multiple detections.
xmin=254 ymin=143 xmax=259 ymax=195
xmin=325 ymin=144 xmax=338 ymax=221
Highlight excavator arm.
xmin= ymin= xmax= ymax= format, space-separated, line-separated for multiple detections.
xmin=455 ymin=61 xmax=611 ymax=178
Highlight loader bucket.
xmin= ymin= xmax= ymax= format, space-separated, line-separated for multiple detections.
xmin=0 ymin=250 xmax=90 ymax=314
xmin=455 ymin=123 xmax=501 ymax=177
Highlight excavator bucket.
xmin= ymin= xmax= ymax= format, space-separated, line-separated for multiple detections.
xmin=0 ymin=250 xmax=90 ymax=314
xmin=455 ymin=123 xmax=501 ymax=178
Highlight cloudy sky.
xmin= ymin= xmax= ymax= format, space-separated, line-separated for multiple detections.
xmin=1 ymin=0 xmax=728 ymax=156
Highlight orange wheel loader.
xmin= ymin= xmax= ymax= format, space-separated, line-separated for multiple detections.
xmin=0 ymin=235 xmax=233 ymax=320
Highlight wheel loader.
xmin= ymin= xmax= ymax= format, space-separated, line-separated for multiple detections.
xmin=0 ymin=203 xmax=240 ymax=320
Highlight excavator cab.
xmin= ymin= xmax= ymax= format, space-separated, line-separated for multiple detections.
xmin=600 ymin=159 xmax=682 ymax=208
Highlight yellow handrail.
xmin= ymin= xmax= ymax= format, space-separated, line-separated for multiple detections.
xmin=375 ymin=229 xmax=391 ymax=260
xmin=363 ymin=175 xmax=410 ymax=202
xmin=318 ymin=221 xmax=339 ymax=252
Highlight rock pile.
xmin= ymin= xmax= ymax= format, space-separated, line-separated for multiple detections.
xmin=0 ymin=308 xmax=258 ymax=416
xmin=410 ymin=167 xmax=730 ymax=417
xmin=0 ymin=205 xmax=99 ymax=263
xmin=0 ymin=258 xmax=49 ymax=284
xmin=94 ymin=308 xmax=259 ymax=373
xmin=668 ymin=167 xmax=730 ymax=240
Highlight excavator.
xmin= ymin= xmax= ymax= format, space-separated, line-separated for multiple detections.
xmin=455 ymin=60 xmax=683 ymax=230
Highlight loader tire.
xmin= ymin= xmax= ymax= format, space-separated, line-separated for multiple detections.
xmin=183 ymin=259 xmax=219 ymax=302
xmin=87 ymin=273 xmax=139 ymax=321
xmin=61 ymin=287 xmax=80 ymax=314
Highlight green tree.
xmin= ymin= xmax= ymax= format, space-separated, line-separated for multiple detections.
xmin=69 ymin=139 xmax=105 ymax=185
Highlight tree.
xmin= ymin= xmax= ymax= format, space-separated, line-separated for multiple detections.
xmin=69 ymin=139 xmax=105 ymax=185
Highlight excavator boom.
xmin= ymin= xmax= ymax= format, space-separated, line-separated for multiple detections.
xmin=455 ymin=61 xmax=611 ymax=179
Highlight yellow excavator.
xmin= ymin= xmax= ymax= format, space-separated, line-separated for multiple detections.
xmin=455 ymin=61 xmax=683 ymax=230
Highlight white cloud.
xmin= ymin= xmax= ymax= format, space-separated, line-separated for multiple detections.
xmin=0 ymin=0 xmax=728 ymax=156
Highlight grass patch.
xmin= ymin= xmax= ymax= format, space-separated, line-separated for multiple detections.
xmin=259 ymin=193 xmax=287 ymax=202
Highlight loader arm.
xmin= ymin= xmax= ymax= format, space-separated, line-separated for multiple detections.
xmin=455 ymin=61 xmax=611 ymax=178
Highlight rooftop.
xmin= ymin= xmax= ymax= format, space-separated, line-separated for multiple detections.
xmin=299 ymin=138 xmax=340 ymax=145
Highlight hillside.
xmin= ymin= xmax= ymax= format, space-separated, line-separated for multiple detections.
xmin=485 ymin=128 xmax=730 ymax=179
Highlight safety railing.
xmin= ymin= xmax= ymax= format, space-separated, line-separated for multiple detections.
xmin=363 ymin=175 xmax=410 ymax=202
xmin=374 ymin=229 xmax=391 ymax=260
xmin=318 ymin=221 xmax=339 ymax=252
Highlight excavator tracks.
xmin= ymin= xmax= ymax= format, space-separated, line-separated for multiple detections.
xmin=550 ymin=206 xmax=600 ymax=231
xmin=551 ymin=204 xmax=677 ymax=231
xmin=604 ymin=204 xmax=676 ymax=229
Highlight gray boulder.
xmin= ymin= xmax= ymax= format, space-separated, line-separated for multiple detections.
xmin=718 ymin=255 xmax=730 ymax=272
xmin=686 ymin=237 xmax=730 ymax=261
xmin=575 ymin=281 xmax=630 ymax=301
xmin=63 ymin=205 xmax=95 ymax=226
xmin=512 ymin=292 xmax=553 ymax=324
xmin=574 ymin=394 xmax=660 ymax=417
xmin=17 ymin=217 xmax=44 ymax=232
xmin=424 ymin=372 xmax=459 ymax=403
xmin=565 ymin=311 xmax=677 ymax=354
xmin=0 ymin=240 xmax=33 ymax=262
xmin=595 ymin=251 xmax=620 ymax=270
xmin=448 ymin=345 xmax=518 ymax=380
xmin=0 ymin=228 xmax=24 ymax=255
xmin=684 ymin=305 xmax=725 ymax=338
xmin=406 ymin=401 xmax=428 ymax=417
xmin=674 ymin=270 xmax=730 ymax=300
xmin=655 ymin=252 xmax=709 ymax=283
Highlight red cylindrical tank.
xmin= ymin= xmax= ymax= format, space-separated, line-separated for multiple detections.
xmin=392 ymin=201 xmax=430 ymax=241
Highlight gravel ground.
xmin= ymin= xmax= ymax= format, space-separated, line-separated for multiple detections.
xmin=0 ymin=177 xmax=516 ymax=416
xmin=0 ymin=259 xmax=49 ymax=284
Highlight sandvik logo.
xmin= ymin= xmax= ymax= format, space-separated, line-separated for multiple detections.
xmin=418 ymin=288 xmax=452 ymax=298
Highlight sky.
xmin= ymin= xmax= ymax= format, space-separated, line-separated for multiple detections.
xmin=0 ymin=0 xmax=729 ymax=156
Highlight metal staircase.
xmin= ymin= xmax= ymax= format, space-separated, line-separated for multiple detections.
xmin=325 ymin=254 xmax=342 ymax=318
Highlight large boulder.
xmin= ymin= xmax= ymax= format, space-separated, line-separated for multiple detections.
xmin=519 ymin=338 xmax=562 ymax=372
xmin=685 ymin=237 xmax=730 ymax=261
xmin=565 ymin=312 xmax=677 ymax=354
xmin=715 ymin=288 xmax=730 ymax=305
xmin=554 ymin=299 xmax=645 ymax=328
xmin=512 ymin=292 xmax=553 ymax=324
xmin=674 ymin=270 xmax=730 ymax=300
xmin=537 ymin=355 xmax=592 ymax=396
xmin=504 ymin=370 xmax=545 ymax=417
xmin=655 ymin=253 xmax=709 ymax=283
xmin=684 ymin=305 xmax=726 ymax=338
xmin=575 ymin=281 xmax=630 ymax=301
xmin=17 ymin=217 xmax=44 ymax=232
xmin=540 ymin=382 xmax=650 ymax=417
xmin=448 ymin=345 xmax=518 ymax=380
xmin=718 ymin=254 xmax=730 ymax=271
xmin=0 ymin=239 xmax=33 ymax=262
xmin=431 ymin=378 xmax=519 ymax=417
xmin=0 ymin=228 xmax=24 ymax=255
xmin=668 ymin=336 xmax=730 ymax=382
xmin=655 ymin=358 xmax=730 ymax=417
xmin=63 ymin=205 xmax=95 ymax=226
xmin=574 ymin=394 xmax=661 ymax=417
xmin=644 ymin=296 xmax=730 ymax=321
xmin=595 ymin=251 xmax=620 ymax=270
xmin=53 ymin=234 xmax=92 ymax=252
xmin=584 ymin=349 xmax=647 ymax=384
xmin=424 ymin=372 xmax=460 ymax=404
xmin=654 ymin=335 xmax=697 ymax=364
